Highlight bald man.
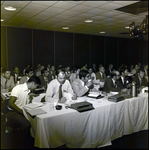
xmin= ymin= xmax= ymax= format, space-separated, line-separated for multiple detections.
xmin=45 ymin=68 xmax=76 ymax=103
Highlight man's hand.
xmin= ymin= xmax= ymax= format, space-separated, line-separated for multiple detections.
xmin=71 ymin=93 xmax=77 ymax=100
xmin=60 ymin=97 xmax=67 ymax=103
xmin=86 ymin=80 xmax=94 ymax=89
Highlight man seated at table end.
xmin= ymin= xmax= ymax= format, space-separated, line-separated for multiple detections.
xmin=7 ymin=76 xmax=41 ymax=148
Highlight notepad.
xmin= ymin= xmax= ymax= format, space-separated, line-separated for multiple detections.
xmin=24 ymin=102 xmax=43 ymax=109
xmin=87 ymin=92 xmax=101 ymax=98
xmin=27 ymin=108 xmax=47 ymax=116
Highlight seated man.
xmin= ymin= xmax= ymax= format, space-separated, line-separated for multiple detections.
xmin=118 ymin=69 xmax=132 ymax=89
xmin=7 ymin=76 xmax=41 ymax=148
xmin=12 ymin=66 xmax=22 ymax=85
xmin=38 ymin=68 xmax=52 ymax=89
xmin=103 ymin=71 xmax=123 ymax=93
xmin=45 ymin=68 xmax=77 ymax=103
xmin=71 ymin=70 xmax=94 ymax=97
xmin=96 ymin=66 xmax=107 ymax=90
xmin=1 ymin=68 xmax=15 ymax=93
xmin=132 ymin=68 xmax=148 ymax=91
xmin=105 ymin=63 xmax=114 ymax=77
xmin=19 ymin=67 xmax=34 ymax=84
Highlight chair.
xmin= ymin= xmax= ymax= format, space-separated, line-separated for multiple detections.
xmin=1 ymin=97 xmax=12 ymax=133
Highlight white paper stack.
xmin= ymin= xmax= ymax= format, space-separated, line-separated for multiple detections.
xmin=88 ymin=92 xmax=101 ymax=98
xmin=24 ymin=102 xmax=43 ymax=109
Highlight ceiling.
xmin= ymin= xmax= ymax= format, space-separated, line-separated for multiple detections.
xmin=1 ymin=1 xmax=148 ymax=40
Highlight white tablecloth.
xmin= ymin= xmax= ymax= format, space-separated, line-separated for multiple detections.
xmin=23 ymin=93 xmax=148 ymax=148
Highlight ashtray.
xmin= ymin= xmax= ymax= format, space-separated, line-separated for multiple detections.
xmin=55 ymin=105 xmax=62 ymax=110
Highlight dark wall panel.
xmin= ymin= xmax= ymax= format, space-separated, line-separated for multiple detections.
xmin=74 ymin=33 xmax=90 ymax=68
xmin=1 ymin=26 xmax=7 ymax=68
xmin=7 ymin=27 xmax=32 ymax=73
xmin=140 ymin=40 xmax=148 ymax=65
xmin=91 ymin=35 xmax=105 ymax=69
xmin=129 ymin=39 xmax=140 ymax=66
xmin=55 ymin=31 xmax=73 ymax=68
xmin=105 ymin=37 xmax=118 ymax=69
xmin=117 ymin=38 xmax=130 ymax=67
xmin=33 ymin=29 xmax=54 ymax=69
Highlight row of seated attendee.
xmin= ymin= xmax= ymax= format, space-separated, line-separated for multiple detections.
xmin=0 ymin=63 xmax=148 ymax=148
xmin=1 ymin=63 xmax=148 ymax=93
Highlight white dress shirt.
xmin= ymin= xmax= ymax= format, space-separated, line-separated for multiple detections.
xmin=8 ymin=83 xmax=30 ymax=110
xmin=45 ymin=79 xmax=74 ymax=103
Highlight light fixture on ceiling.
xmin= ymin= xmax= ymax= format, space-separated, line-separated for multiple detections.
xmin=1 ymin=19 xmax=4 ymax=21
xmin=4 ymin=6 xmax=16 ymax=11
xmin=84 ymin=19 xmax=93 ymax=23
xmin=62 ymin=27 xmax=69 ymax=30
xmin=99 ymin=31 xmax=106 ymax=33
xmin=129 ymin=15 xmax=148 ymax=38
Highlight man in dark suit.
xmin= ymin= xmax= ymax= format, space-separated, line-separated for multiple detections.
xmin=105 ymin=63 xmax=114 ymax=77
xmin=132 ymin=68 xmax=148 ymax=88
xmin=39 ymin=69 xmax=52 ymax=89
xmin=117 ymin=69 xmax=133 ymax=90
xmin=12 ymin=66 xmax=22 ymax=85
xmin=103 ymin=71 xmax=122 ymax=93
xmin=96 ymin=66 xmax=106 ymax=82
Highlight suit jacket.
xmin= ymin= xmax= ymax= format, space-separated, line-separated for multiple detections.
xmin=11 ymin=72 xmax=22 ymax=84
xmin=132 ymin=76 xmax=148 ymax=88
xmin=103 ymin=77 xmax=121 ymax=93
xmin=71 ymin=79 xmax=89 ymax=97
xmin=38 ymin=75 xmax=52 ymax=89
xmin=105 ymin=68 xmax=112 ymax=77
xmin=96 ymin=72 xmax=106 ymax=82
xmin=117 ymin=76 xmax=132 ymax=89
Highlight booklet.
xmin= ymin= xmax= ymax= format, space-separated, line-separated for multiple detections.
xmin=24 ymin=102 xmax=43 ymax=109
xmin=87 ymin=92 xmax=102 ymax=99
xmin=27 ymin=107 xmax=47 ymax=116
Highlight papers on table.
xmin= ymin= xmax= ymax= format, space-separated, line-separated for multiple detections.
xmin=24 ymin=102 xmax=47 ymax=116
xmin=27 ymin=108 xmax=47 ymax=116
xmin=87 ymin=92 xmax=101 ymax=98
xmin=24 ymin=102 xmax=43 ymax=109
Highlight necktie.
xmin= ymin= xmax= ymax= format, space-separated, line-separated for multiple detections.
xmin=5 ymin=79 xmax=8 ymax=89
xmin=59 ymin=84 xmax=63 ymax=101
xmin=115 ymin=81 xmax=117 ymax=88
xmin=140 ymin=78 xmax=142 ymax=86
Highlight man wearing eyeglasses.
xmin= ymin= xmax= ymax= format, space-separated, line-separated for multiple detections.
xmin=72 ymin=70 xmax=94 ymax=97
xmin=103 ymin=71 xmax=122 ymax=93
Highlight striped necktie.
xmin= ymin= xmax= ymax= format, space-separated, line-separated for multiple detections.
xmin=59 ymin=84 xmax=63 ymax=101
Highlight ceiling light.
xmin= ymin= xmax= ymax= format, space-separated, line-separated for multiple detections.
xmin=4 ymin=6 xmax=16 ymax=11
xmin=84 ymin=19 xmax=93 ymax=23
xmin=125 ymin=26 xmax=129 ymax=29
xmin=99 ymin=31 xmax=106 ymax=33
xmin=1 ymin=19 xmax=4 ymax=21
xmin=62 ymin=27 xmax=69 ymax=30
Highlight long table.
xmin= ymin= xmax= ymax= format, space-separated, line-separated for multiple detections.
xmin=23 ymin=93 xmax=148 ymax=148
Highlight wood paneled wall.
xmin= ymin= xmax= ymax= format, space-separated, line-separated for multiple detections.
xmin=1 ymin=26 xmax=148 ymax=73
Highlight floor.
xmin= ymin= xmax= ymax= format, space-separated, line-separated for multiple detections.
xmin=1 ymin=114 xmax=148 ymax=149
